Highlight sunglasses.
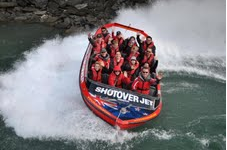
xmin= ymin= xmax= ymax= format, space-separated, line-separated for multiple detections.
xmin=102 ymin=30 xmax=106 ymax=32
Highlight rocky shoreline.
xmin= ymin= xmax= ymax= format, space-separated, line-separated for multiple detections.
xmin=0 ymin=0 xmax=155 ymax=34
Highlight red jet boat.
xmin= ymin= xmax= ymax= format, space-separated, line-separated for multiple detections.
xmin=79 ymin=23 xmax=162 ymax=129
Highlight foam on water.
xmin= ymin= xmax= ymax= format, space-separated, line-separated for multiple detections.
xmin=0 ymin=34 xmax=138 ymax=143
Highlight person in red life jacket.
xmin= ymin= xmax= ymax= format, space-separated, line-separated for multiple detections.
xmin=122 ymin=56 xmax=140 ymax=81
xmin=112 ymin=28 xmax=124 ymax=48
xmin=106 ymin=39 xmax=120 ymax=58
xmin=88 ymin=33 xmax=106 ymax=55
xmin=108 ymin=66 xmax=131 ymax=88
xmin=93 ymin=48 xmax=110 ymax=74
xmin=121 ymin=36 xmax=138 ymax=58
xmin=131 ymin=67 xmax=162 ymax=95
xmin=88 ymin=61 xmax=104 ymax=83
xmin=136 ymin=32 xmax=156 ymax=56
xmin=140 ymin=47 xmax=159 ymax=73
xmin=109 ymin=51 xmax=124 ymax=73
xmin=101 ymin=27 xmax=111 ymax=43
xmin=141 ymin=47 xmax=154 ymax=65
xmin=126 ymin=45 xmax=140 ymax=62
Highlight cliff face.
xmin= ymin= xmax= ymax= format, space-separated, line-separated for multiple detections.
xmin=0 ymin=0 xmax=155 ymax=33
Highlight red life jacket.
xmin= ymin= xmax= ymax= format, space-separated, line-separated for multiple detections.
xmin=93 ymin=39 xmax=106 ymax=54
xmin=109 ymin=45 xmax=119 ymax=58
xmin=112 ymin=32 xmax=124 ymax=46
xmin=132 ymin=75 xmax=156 ymax=95
xmin=95 ymin=54 xmax=110 ymax=69
xmin=113 ymin=57 xmax=124 ymax=68
xmin=142 ymin=41 xmax=154 ymax=51
xmin=103 ymin=33 xmax=111 ymax=43
xmin=108 ymin=72 xmax=124 ymax=88
xmin=127 ymin=52 xmax=140 ymax=61
xmin=141 ymin=54 xmax=154 ymax=65
xmin=127 ymin=61 xmax=139 ymax=79
xmin=91 ymin=67 xmax=102 ymax=82
xmin=108 ymin=72 xmax=130 ymax=88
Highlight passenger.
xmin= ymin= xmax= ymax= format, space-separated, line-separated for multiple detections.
xmin=112 ymin=29 xmax=124 ymax=47
xmin=108 ymin=66 xmax=130 ymax=88
xmin=126 ymin=45 xmax=140 ymax=62
xmin=101 ymin=27 xmax=111 ymax=43
xmin=141 ymin=47 xmax=154 ymax=66
xmin=88 ymin=61 xmax=103 ymax=83
xmin=122 ymin=56 xmax=140 ymax=81
xmin=109 ymin=51 xmax=124 ymax=73
xmin=93 ymin=48 xmax=110 ymax=73
xmin=131 ymin=67 xmax=162 ymax=95
xmin=137 ymin=32 xmax=156 ymax=55
xmin=121 ymin=36 xmax=137 ymax=58
xmin=106 ymin=39 xmax=119 ymax=58
xmin=88 ymin=33 xmax=106 ymax=55
xmin=140 ymin=47 xmax=158 ymax=73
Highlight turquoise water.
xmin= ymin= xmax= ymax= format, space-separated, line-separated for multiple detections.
xmin=0 ymin=0 xmax=225 ymax=149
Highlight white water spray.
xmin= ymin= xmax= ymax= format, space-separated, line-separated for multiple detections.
xmin=114 ymin=0 xmax=226 ymax=80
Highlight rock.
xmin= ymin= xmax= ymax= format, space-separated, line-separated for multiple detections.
xmin=0 ymin=2 xmax=17 ymax=8
xmin=54 ymin=17 xmax=71 ymax=29
xmin=65 ymin=0 xmax=83 ymax=6
xmin=13 ymin=7 xmax=21 ymax=11
xmin=65 ymin=25 xmax=84 ymax=34
xmin=27 ymin=0 xmax=48 ymax=9
xmin=22 ymin=7 xmax=38 ymax=12
xmin=34 ymin=10 xmax=46 ymax=15
xmin=28 ymin=14 xmax=40 ymax=22
xmin=15 ymin=16 xmax=27 ymax=21
xmin=16 ymin=0 xmax=29 ymax=7
xmin=74 ymin=3 xmax=87 ymax=10
xmin=65 ymin=6 xmax=88 ymax=16
xmin=86 ymin=15 xmax=97 ymax=23
xmin=40 ymin=14 xmax=58 ymax=23
xmin=84 ymin=24 xmax=90 ymax=30
xmin=53 ymin=0 xmax=67 ymax=7
xmin=47 ymin=1 xmax=61 ymax=15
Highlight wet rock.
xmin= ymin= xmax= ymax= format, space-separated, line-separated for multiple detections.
xmin=15 ymin=15 xmax=27 ymax=21
xmin=0 ymin=2 xmax=17 ymax=8
xmin=34 ymin=10 xmax=46 ymax=15
xmin=65 ymin=0 xmax=83 ymax=6
xmin=40 ymin=14 xmax=58 ymax=23
xmin=0 ymin=0 xmax=155 ymax=31
xmin=21 ymin=7 xmax=38 ymax=12
xmin=65 ymin=25 xmax=84 ymax=34
xmin=74 ymin=3 xmax=87 ymax=10
xmin=47 ymin=1 xmax=61 ymax=15
xmin=27 ymin=0 xmax=48 ymax=9
xmin=65 ymin=6 xmax=88 ymax=16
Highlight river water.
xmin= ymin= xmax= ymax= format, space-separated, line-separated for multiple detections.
xmin=0 ymin=0 xmax=225 ymax=150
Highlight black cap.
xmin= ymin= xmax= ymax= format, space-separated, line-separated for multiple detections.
xmin=116 ymin=31 xmax=121 ymax=35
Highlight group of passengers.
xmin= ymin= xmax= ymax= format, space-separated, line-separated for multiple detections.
xmin=88 ymin=26 xmax=163 ymax=96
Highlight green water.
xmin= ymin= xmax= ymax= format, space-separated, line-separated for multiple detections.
xmin=0 ymin=23 xmax=225 ymax=150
